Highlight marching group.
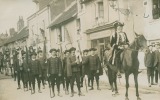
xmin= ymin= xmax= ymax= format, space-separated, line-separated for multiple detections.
xmin=0 ymin=46 xmax=105 ymax=98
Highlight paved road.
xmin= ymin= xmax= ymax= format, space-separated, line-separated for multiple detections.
xmin=0 ymin=76 xmax=160 ymax=100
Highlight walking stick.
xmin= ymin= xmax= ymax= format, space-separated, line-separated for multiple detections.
xmin=77 ymin=38 xmax=88 ymax=92
xmin=84 ymin=75 xmax=88 ymax=92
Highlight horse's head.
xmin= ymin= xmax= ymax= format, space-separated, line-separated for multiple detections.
xmin=130 ymin=33 xmax=147 ymax=50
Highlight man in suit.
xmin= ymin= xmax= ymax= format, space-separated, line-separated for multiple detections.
xmin=144 ymin=45 xmax=154 ymax=87
xmin=158 ymin=47 xmax=160 ymax=87
xmin=88 ymin=48 xmax=101 ymax=90
xmin=153 ymin=43 xmax=159 ymax=84
xmin=48 ymin=49 xmax=62 ymax=97
xmin=29 ymin=52 xmax=42 ymax=94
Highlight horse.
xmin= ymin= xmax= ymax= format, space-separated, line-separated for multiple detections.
xmin=121 ymin=34 xmax=146 ymax=100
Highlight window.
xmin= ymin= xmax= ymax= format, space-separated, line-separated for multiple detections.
xmin=98 ymin=2 xmax=104 ymax=18
xmin=152 ymin=0 xmax=160 ymax=19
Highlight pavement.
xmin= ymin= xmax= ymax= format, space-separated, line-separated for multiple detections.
xmin=0 ymin=70 xmax=160 ymax=100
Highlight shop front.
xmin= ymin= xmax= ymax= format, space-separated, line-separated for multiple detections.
xmin=86 ymin=24 xmax=115 ymax=61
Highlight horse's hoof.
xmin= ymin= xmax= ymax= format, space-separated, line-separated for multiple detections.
xmin=125 ymin=97 xmax=129 ymax=100
xmin=115 ymin=92 xmax=119 ymax=95
xmin=137 ymin=97 xmax=141 ymax=100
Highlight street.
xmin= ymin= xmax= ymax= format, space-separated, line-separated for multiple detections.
xmin=0 ymin=73 xmax=160 ymax=100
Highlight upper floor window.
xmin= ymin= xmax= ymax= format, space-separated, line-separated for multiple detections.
xmin=98 ymin=1 xmax=104 ymax=18
xmin=152 ymin=0 xmax=160 ymax=19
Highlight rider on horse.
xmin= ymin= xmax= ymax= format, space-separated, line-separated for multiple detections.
xmin=110 ymin=21 xmax=129 ymax=77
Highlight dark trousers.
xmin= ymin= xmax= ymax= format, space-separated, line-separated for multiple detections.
xmin=23 ymin=71 xmax=29 ymax=88
xmin=61 ymin=74 xmax=65 ymax=89
xmin=71 ymin=72 xmax=81 ymax=93
xmin=147 ymin=67 xmax=154 ymax=84
xmin=65 ymin=76 xmax=72 ymax=91
xmin=41 ymin=69 xmax=47 ymax=86
xmin=31 ymin=74 xmax=41 ymax=91
xmin=17 ymin=70 xmax=24 ymax=87
xmin=90 ymin=70 xmax=99 ymax=88
xmin=50 ymin=74 xmax=60 ymax=92
xmin=154 ymin=69 xmax=158 ymax=83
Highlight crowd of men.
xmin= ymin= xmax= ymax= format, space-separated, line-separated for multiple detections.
xmin=0 ymin=46 xmax=104 ymax=98
xmin=144 ymin=43 xmax=160 ymax=87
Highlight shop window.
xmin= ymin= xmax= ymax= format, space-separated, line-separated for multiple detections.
xmin=91 ymin=40 xmax=98 ymax=48
xmin=152 ymin=0 xmax=160 ymax=19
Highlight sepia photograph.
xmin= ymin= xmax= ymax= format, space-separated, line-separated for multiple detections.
xmin=0 ymin=0 xmax=160 ymax=100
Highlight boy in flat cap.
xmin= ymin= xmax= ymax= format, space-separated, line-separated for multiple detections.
xmin=63 ymin=49 xmax=72 ymax=95
xmin=22 ymin=51 xmax=29 ymax=91
xmin=80 ymin=49 xmax=89 ymax=87
xmin=29 ymin=52 xmax=42 ymax=94
xmin=14 ymin=51 xmax=24 ymax=90
xmin=88 ymin=48 xmax=101 ymax=90
xmin=37 ymin=50 xmax=47 ymax=89
xmin=69 ymin=47 xmax=84 ymax=97
xmin=48 ymin=49 xmax=62 ymax=97
xmin=110 ymin=21 xmax=129 ymax=77
xmin=56 ymin=49 xmax=65 ymax=90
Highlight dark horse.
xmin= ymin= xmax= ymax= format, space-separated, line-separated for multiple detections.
xmin=121 ymin=34 xmax=146 ymax=100
xmin=106 ymin=34 xmax=146 ymax=99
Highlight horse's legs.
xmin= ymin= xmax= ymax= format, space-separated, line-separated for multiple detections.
xmin=134 ymin=73 xmax=141 ymax=100
xmin=125 ymin=73 xmax=129 ymax=100
xmin=114 ymin=72 xmax=118 ymax=94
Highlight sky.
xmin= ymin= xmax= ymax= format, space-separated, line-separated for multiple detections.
xmin=0 ymin=0 xmax=36 ymax=34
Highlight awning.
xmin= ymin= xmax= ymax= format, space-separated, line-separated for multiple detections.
xmin=85 ymin=21 xmax=118 ymax=34
xmin=48 ymin=3 xmax=77 ymax=28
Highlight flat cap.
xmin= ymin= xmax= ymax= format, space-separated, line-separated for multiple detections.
xmin=49 ymin=48 xmax=57 ymax=53
xmin=37 ymin=50 xmax=43 ymax=53
xmin=83 ymin=49 xmax=89 ymax=53
xmin=31 ymin=52 xmax=37 ymax=56
xmin=64 ymin=50 xmax=70 ymax=54
xmin=56 ymin=49 xmax=60 ymax=52
xmin=89 ymin=48 xmax=97 ymax=51
xmin=69 ymin=47 xmax=76 ymax=51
